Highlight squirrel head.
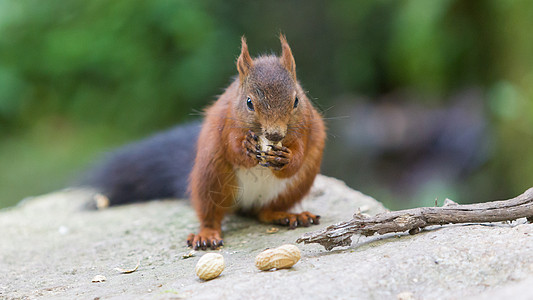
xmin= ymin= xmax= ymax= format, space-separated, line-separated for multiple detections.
xmin=234 ymin=34 xmax=305 ymax=143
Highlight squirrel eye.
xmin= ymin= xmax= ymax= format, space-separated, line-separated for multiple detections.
xmin=293 ymin=96 xmax=299 ymax=109
xmin=246 ymin=97 xmax=254 ymax=111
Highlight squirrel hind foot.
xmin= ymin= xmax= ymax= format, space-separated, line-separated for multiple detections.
xmin=258 ymin=211 xmax=321 ymax=229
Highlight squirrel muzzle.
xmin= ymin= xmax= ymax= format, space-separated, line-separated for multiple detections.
xmin=263 ymin=124 xmax=287 ymax=143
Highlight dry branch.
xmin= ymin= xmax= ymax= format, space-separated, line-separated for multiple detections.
xmin=297 ymin=188 xmax=533 ymax=250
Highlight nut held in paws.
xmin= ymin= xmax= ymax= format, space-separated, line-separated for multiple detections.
xmin=255 ymin=244 xmax=301 ymax=271
xmin=258 ymin=135 xmax=282 ymax=163
xmin=195 ymin=253 xmax=225 ymax=281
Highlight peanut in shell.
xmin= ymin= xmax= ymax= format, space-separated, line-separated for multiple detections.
xmin=255 ymin=244 xmax=301 ymax=271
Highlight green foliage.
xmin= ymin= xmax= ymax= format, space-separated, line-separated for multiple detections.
xmin=0 ymin=0 xmax=235 ymax=134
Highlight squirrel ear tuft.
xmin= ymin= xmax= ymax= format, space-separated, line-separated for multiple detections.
xmin=237 ymin=36 xmax=253 ymax=81
xmin=279 ymin=34 xmax=296 ymax=80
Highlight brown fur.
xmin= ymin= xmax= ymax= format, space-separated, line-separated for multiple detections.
xmin=188 ymin=34 xmax=326 ymax=250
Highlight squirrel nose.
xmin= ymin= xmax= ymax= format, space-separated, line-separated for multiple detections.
xmin=265 ymin=132 xmax=284 ymax=143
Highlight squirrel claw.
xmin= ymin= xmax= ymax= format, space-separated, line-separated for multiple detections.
xmin=289 ymin=220 xmax=298 ymax=229
xmin=247 ymin=130 xmax=259 ymax=141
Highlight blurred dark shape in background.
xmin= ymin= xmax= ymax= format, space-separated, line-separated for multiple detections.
xmin=324 ymin=89 xmax=491 ymax=209
xmin=0 ymin=0 xmax=532 ymax=209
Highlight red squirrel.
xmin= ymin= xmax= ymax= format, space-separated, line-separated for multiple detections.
xmin=86 ymin=35 xmax=325 ymax=250
xmin=187 ymin=35 xmax=326 ymax=249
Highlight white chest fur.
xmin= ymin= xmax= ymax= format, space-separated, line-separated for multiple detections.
xmin=234 ymin=165 xmax=291 ymax=210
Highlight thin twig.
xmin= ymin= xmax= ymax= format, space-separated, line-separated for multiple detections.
xmin=297 ymin=188 xmax=533 ymax=250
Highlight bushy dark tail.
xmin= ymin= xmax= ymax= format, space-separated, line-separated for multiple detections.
xmin=83 ymin=121 xmax=201 ymax=206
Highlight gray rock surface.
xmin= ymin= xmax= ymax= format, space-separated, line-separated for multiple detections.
xmin=1 ymin=175 xmax=532 ymax=299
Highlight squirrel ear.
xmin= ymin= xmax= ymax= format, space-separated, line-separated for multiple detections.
xmin=237 ymin=36 xmax=253 ymax=81
xmin=279 ymin=34 xmax=296 ymax=80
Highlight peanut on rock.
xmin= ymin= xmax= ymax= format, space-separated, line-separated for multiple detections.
xmin=255 ymin=244 xmax=301 ymax=271
xmin=195 ymin=253 xmax=225 ymax=281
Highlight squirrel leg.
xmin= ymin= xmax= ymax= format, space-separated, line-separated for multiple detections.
xmin=187 ymin=192 xmax=233 ymax=249
xmin=258 ymin=210 xmax=320 ymax=229
xmin=189 ymin=159 xmax=237 ymax=250
xmin=187 ymin=200 xmax=227 ymax=250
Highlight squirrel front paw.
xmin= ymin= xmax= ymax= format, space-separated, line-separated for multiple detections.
xmin=243 ymin=130 xmax=262 ymax=163
xmin=187 ymin=228 xmax=224 ymax=250
xmin=260 ymin=144 xmax=291 ymax=171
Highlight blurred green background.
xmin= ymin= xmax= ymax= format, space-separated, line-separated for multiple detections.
xmin=1 ymin=0 xmax=532 ymax=210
